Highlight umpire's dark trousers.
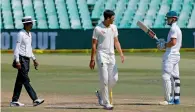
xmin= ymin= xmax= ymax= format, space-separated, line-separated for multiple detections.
xmin=12 ymin=55 xmax=38 ymax=102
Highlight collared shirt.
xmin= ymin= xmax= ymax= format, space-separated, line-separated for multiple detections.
xmin=166 ymin=22 xmax=182 ymax=55
xmin=92 ymin=22 xmax=118 ymax=54
xmin=14 ymin=29 xmax=35 ymax=62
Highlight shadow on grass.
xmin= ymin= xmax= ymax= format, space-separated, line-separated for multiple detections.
xmin=45 ymin=102 xmax=101 ymax=110
xmin=45 ymin=107 xmax=102 ymax=110
xmin=115 ymin=102 xmax=159 ymax=106
xmin=45 ymin=106 xmax=101 ymax=110
xmin=44 ymin=102 xmax=159 ymax=110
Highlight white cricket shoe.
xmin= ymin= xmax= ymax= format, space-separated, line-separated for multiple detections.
xmin=33 ymin=98 xmax=44 ymax=106
xmin=104 ymin=104 xmax=114 ymax=110
xmin=10 ymin=101 xmax=25 ymax=107
xmin=159 ymin=100 xmax=174 ymax=105
xmin=95 ymin=90 xmax=104 ymax=106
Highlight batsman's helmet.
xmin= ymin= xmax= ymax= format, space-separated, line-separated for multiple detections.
xmin=166 ymin=11 xmax=178 ymax=18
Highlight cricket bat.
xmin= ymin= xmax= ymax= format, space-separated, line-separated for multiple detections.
xmin=137 ymin=21 xmax=159 ymax=41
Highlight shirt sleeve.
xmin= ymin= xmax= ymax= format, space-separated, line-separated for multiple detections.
xmin=114 ymin=25 xmax=118 ymax=37
xmin=92 ymin=28 xmax=98 ymax=40
xmin=31 ymin=49 xmax=36 ymax=60
xmin=14 ymin=33 xmax=22 ymax=62
xmin=30 ymin=33 xmax=36 ymax=60
xmin=169 ymin=27 xmax=177 ymax=38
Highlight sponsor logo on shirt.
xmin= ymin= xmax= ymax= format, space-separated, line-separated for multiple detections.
xmin=101 ymin=30 xmax=105 ymax=34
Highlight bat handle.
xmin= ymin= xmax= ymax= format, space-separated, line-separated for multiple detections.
xmin=154 ymin=35 xmax=159 ymax=41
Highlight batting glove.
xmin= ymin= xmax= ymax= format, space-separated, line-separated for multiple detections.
xmin=156 ymin=38 xmax=166 ymax=50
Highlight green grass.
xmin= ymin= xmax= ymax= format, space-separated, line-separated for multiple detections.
xmin=1 ymin=53 xmax=195 ymax=112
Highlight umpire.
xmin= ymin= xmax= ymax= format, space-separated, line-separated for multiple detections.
xmin=11 ymin=16 xmax=44 ymax=107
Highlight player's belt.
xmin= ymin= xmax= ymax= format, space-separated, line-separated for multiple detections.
xmin=19 ymin=55 xmax=30 ymax=59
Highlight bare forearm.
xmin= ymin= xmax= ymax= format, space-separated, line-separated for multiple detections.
xmin=115 ymin=42 xmax=123 ymax=56
xmin=91 ymin=46 xmax=96 ymax=60
xmin=165 ymin=41 xmax=175 ymax=48
xmin=165 ymin=38 xmax=176 ymax=48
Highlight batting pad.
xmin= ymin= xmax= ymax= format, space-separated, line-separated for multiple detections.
xmin=163 ymin=80 xmax=172 ymax=101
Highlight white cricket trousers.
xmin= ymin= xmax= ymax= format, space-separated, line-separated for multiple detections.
xmin=96 ymin=52 xmax=118 ymax=105
xmin=162 ymin=53 xmax=180 ymax=101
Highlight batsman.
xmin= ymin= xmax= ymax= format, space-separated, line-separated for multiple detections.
xmin=89 ymin=10 xmax=124 ymax=110
xmin=157 ymin=11 xmax=182 ymax=105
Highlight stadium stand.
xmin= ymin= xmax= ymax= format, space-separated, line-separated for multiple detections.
xmin=22 ymin=0 xmax=37 ymax=29
xmin=2 ymin=0 xmax=14 ymax=29
xmin=0 ymin=0 xmax=195 ymax=29
xmin=131 ymin=0 xmax=150 ymax=28
xmin=66 ymin=0 xmax=82 ymax=29
xmin=12 ymin=0 xmax=24 ymax=29
xmin=55 ymin=0 xmax=71 ymax=29
xmin=91 ymin=0 xmax=105 ymax=19
xmin=187 ymin=3 xmax=195 ymax=28
xmin=119 ymin=0 xmax=138 ymax=28
xmin=87 ymin=0 xmax=96 ymax=5
xmin=77 ymin=0 xmax=93 ymax=29
xmin=0 ymin=11 xmax=2 ymax=29
xmin=178 ymin=0 xmax=193 ymax=28
xmin=33 ymin=0 xmax=48 ymax=29
xmin=44 ymin=0 xmax=60 ymax=29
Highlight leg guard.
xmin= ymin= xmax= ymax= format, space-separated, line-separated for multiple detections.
xmin=162 ymin=73 xmax=172 ymax=101
xmin=173 ymin=77 xmax=180 ymax=100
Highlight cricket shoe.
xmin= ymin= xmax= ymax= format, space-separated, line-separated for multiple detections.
xmin=95 ymin=90 xmax=104 ymax=106
xmin=10 ymin=101 xmax=25 ymax=107
xmin=104 ymin=104 xmax=114 ymax=110
xmin=174 ymin=99 xmax=180 ymax=105
xmin=159 ymin=99 xmax=174 ymax=105
xmin=33 ymin=99 xmax=44 ymax=106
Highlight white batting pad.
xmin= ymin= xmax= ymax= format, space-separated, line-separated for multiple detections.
xmin=163 ymin=80 xmax=172 ymax=101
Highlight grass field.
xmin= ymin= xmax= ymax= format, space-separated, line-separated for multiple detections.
xmin=1 ymin=52 xmax=195 ymax=112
